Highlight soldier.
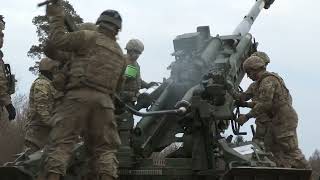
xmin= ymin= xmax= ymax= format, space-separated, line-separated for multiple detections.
xmin=235 ymin=51 xmax=272 ymax=149
xmin=236 ymin=55 xmax=310 ymax=169
xmin=38 ymin=3 xmax=125 ymax=180
xmin=24 ymin=58 xmax=59 ymax=154
xmin=121 ymin=39 xmax=158 ymax=105
xmin=0 ymin=16 xmax=16 ymax=121
xmin=116 ymin=39 xmax=158 ymax=150
xmin=44 ymin=22 xmax=97 ymax=93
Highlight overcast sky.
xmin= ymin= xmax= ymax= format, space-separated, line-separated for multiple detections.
xmin=1 ymin=0 xmax=319 ymax=157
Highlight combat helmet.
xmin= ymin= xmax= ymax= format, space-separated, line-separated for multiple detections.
xmin=96 ymin=10 xmax=122 ymax=30
xmin=243 ymin=56 xmax=266 ymax=73
xmin=251 ymin=51 xmax=270 ymax=65
xmin=78 ymin=22 xmax=97 ymax=31
xmin=39 ymin=58 xmax=59 ymax=72
xmin=125 ymin=39 xmax=144 ymax=54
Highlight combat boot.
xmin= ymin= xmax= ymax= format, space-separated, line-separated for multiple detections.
xmin=99 ymin=174 xmax=115 ymax=180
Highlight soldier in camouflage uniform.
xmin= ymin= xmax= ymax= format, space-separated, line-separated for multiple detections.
xmin=24 ymin=58 xmax=59 ymax=154
xmin=38 ymin=3 xmax=125 ymax=180
xmin=235 ymin=52 xmax=272 ymax=150
xmin=121 ymin=39 xmax=158 ymax=104
xmin=116 ymin=39 xmax=157 ymax=153
xmin=236 ymin=55 xmax=310 ymax=169
xmin=0 ymin=16 xmax=16 ymax=121
xmin=44 ymin=22 xmax=97 ymax=93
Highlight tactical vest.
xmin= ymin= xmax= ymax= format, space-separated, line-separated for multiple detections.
xmin=258 ymin=72 xmax=292 ymax=109
xmin=66 ymin=32 xmax=124 ymax=94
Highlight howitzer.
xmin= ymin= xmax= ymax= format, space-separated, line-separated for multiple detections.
xmin=1 ymin=0 xmax=312 ymax=180
xmin=132 ymin=0 xmax=270 ymax=158
xmin=126 ymin=0 xmax=311 ymax=179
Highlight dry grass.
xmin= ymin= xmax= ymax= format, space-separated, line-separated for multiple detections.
xmin=0 ymin=94 xmax=28 ymax=165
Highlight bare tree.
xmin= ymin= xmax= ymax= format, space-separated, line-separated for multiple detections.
xmin=309 ymin=149 xmax=320 ymax=180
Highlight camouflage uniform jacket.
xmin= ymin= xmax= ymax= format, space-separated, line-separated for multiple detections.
xmin=49 ymin=16 xmax=126 ymax=108
xmin=245 ymin=82 xmax=271 ymax=123
xmin=44 ymin=43 xmax=72 ymax=92
xmin=244 ymin=82 xmax=257 ymax=100
xmin=123 ymin=56 xmax=148 ymax=100
xmin=0 ymin=52 xmax=11 ymax=107
xmin=248 ymin=71 xmax=296 ymax=129
xmin=27 ymin=74 xmax=57 ymax=127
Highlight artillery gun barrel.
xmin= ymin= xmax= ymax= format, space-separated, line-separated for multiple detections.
xmin=233 ymin=0 xmax=274 ymax=36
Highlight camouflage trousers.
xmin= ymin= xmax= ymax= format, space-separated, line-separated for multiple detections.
xmin=267 ymin=126 xmax=310 ymax=169
xmin=24 ymin=125 xmax=51 ymax=154
xmin=252 ymin=116 xmax=272 ymax=151
xmin=266 ymin=105 xmax=310 ymax=169
xmin=42 ymin=89 xmax=121 ymax=178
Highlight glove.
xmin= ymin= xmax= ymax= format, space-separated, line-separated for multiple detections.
xmin=120 ymin=92 xmax=134 ymax=102
xmin=235 ymin=114 xmax=248 ymax=126
xmin=235 ymin=100 xmax=255 ymax=108
xmin=135 ymin=93 xmax=153 ymax=110
xmin=234 ymin=100 xmax=247 ymax=107
xmin=46 ymin=2 xmax=65 ymax=17
xmin=175 ymin=100 xmax=191 ymax=109
xmin=147 ymin=82 xmax=159 ymax=88
xmin=5 ymin=104 xmax=16 ymax=121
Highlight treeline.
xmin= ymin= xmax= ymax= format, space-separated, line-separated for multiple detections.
xmin=309 ymin=149 xmax=320 ymax=180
